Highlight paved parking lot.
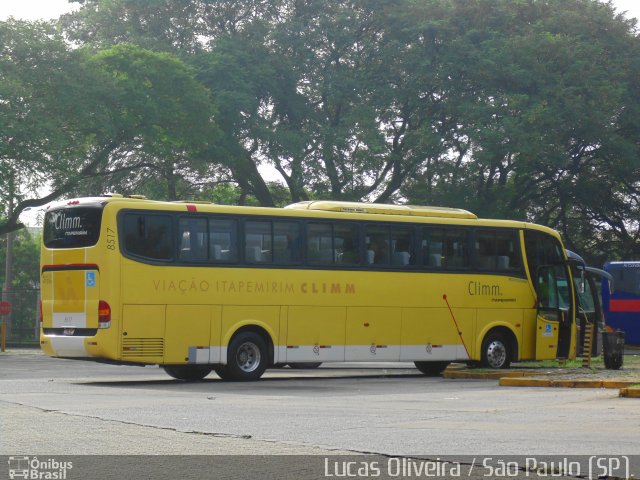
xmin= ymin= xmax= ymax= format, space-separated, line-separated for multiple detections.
xmin=2 ymin=350 xmax=639 ymax=460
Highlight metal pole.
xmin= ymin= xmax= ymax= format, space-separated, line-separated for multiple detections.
xmin=3 ymin=177 xmax=15 ymax=347
xmin=35 ymin=289 xmax=41 ymax=342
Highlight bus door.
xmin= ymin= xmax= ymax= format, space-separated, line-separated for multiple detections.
xmin=572 ymin=268 xmax=600 ymax=356
xmin=535 ymin=264 xmax=573 ymax=360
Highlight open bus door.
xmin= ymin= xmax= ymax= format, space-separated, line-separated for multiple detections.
xmin=535 ymin=264 xmax=573 ymax=360
xmin=566 ymin=250 xmax=615 ymax=361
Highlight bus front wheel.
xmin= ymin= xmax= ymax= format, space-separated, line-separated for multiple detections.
xmin=481 ymin=332 xmax=511 ymax=369
xmin=215 ymin=331 xmax=268 ymax=381
xmin=163 ymin=365 xmax=212 ymax=381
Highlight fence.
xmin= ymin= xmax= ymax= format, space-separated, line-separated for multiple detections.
xmin=1 ymin=288 xmax=40 ymax=346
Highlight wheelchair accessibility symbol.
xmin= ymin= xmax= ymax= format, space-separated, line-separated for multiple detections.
xmin=86 ymin=271 xmax=96 ymax=288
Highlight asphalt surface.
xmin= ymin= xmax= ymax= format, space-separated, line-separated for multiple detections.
xmin=1 ymin=350 xmax=639 ymax=479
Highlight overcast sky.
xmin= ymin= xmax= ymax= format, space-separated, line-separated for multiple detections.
xmin=1 ymin=0 xmax=640 ymax=22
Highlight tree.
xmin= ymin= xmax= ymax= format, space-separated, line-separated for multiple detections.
xmin=0 ymin=229 xmax=40 ymax=290
xmin=0 ymin=19 xmax=104 ymax=236
xmin=0 ymin=26 xmax=219 ymax=237
xmin=400 ymin=0 xmax=640 ymax=264
xmin=76 ymin=44 xmax=219 ymax=201
xmin=6 ymin=0 xmax=640 ymax=264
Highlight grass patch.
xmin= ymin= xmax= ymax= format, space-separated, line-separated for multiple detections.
xmin=514 ymin=359 xmax=584 ymax=369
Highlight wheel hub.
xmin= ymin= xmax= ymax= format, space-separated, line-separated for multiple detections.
xmin=236 ymin=341 xmax=260 ymax=372
xmin=486 ymin=340 xmax=507 ymax=368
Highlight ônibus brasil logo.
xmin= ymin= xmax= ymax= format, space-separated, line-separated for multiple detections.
xmin=8 ymin=456 xmax=73 ymax=480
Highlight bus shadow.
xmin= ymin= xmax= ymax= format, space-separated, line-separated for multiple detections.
xmin=75 ymin=371 xmax=428 ymax=391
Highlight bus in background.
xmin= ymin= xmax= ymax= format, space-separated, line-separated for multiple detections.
xmin=40 ymin=195 xmax=595 ymax=381
xmin=603 ymin=262 xmax=640 ymax=345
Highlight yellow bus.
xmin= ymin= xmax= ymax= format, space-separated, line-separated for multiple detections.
xmin=40 ymin=195 xmax=586 ymax=381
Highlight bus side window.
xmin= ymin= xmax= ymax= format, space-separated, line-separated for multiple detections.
xmin=209 ymin=218 xmax=238 ymax=263
xmin=495 ymin=230 xmax=521 ymax=271
xmin=474 ymin=230 xmax=522 ymax=273
xmin=366 ymin=225 xmax=390 ymax=266
xmin=336 ymin=223 xmax=359 ymax=265
xmin=422 ymin=228 xmax=443 ymax=268
xmin=444 ymin=229 xmax=469 ymax=269
xmin=390 ymin=227 xmax=414 ymax=266
xmin=475 ymin=231 xmax=497 ymax=270
xmin=179 ymin=217 xmax=207 ymax=262
xmin=307 ymin=223 xmax=334 ymax=265
xmin=274 ymin=221 xmax=302 ymax=264
xmin=123 ymin=214 xmax=173 ymax=261
xmin=245 ymin=221 xmax=272 ymax=264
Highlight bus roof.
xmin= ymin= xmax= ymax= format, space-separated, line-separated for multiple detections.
xmin=47 ymin=195 xmax=559 ymax=237
xmin=284 ymin=201 xmax=477 ymax=219
xmin=605 ymin=261 xmax=640 ymax=267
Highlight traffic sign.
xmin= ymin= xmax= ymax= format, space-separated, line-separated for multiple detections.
xmin=0 ymin=301 xmax=11 ymax=315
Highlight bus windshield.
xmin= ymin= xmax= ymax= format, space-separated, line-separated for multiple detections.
xmin=43 ymin=206 xmax=103 ymax=249
xmin=607 ymin=263 xmax=640 ymax=296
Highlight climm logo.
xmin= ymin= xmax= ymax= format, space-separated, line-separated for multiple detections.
xmin=54 ymin=212 xmax=82 ymax=230
xmin=468 ymin=281 xmax=502 ymax=296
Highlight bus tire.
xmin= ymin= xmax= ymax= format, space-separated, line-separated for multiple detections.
xmin=163 ymin=365 xmax=212 ymax=381
xmin=414 ymin=361 xmax=449 ymax=376
xmin=481 ymin=331 xmax=511 ymax=369
xmin=288 ymin=362 xmax=322 ymax=369
xmin=216 ymin=331 xmax=268 ymax=381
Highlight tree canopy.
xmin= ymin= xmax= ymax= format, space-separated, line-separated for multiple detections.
xmin=0 ymin=0 xmax=639 ymax=264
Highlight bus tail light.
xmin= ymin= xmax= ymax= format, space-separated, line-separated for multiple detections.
xmin=98 ymin=300 xmax=111 ymax=329
xmin=39 ymin=301 xmax=43 ymax=328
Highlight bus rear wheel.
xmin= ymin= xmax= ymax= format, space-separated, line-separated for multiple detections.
xmin=481 ymin=332 xmax=511 ymax=369
xmin=414 ymin=361 xmax=449 ymax=376
xmin=215 ymin=331 xmax=268 ymax=381
xmin=163 ymin=365 xmax=212 ymax=381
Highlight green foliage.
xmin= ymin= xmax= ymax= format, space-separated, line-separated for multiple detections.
xmin=75 ymin=44 xmax=220 ymax=200
xmin=0 ymin=20 xmax=101 ymax=218
xmin=198 ymin=182 xmax=294 ymax=208
xmin=1 ymin=1 xmax=639 ymax=266
xmin=0 ymin=229 xmax=40 ymax=289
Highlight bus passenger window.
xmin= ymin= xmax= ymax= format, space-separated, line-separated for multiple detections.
xmin=179 ymin=217 xmax=207 ymax=261
xmin=245 ymin=221 xmax=272 ymax=264
xmin=391 ymin=227 xmax=414 ymax=266
xmin=421 ymin=228 xmax=444 ymax=268
xmin=444 ymin=230 xmax=469 ymax=269
xmin=336 ymin=224 xmax=359 ymax=265
xmin=123 ymin=214 xmax=173 ymax=260
xmin=209 ymin=219 xmax=237 ymax=263
xmin=475 ymin=231 xmax=497 ymax=270
xmin=495 ymin=231 xmax=521 ymax=272
xmin=307 ymin=223 xmax=334 ymax=265
xmin=274 ymin=222 xmax=302 ymax=264
xmin=366 ymin=225 xmax=389 ymax=265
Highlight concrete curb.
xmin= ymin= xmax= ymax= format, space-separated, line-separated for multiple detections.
xmin=444 ymin=366 xmax=640 ymax=396
xmin=443 ymin=369 xmax=548 ymax=380
xmin=498 ymin=377 xmax=638 ymax=389
xmin=619 ymin=387 xmax=640 ymax=398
